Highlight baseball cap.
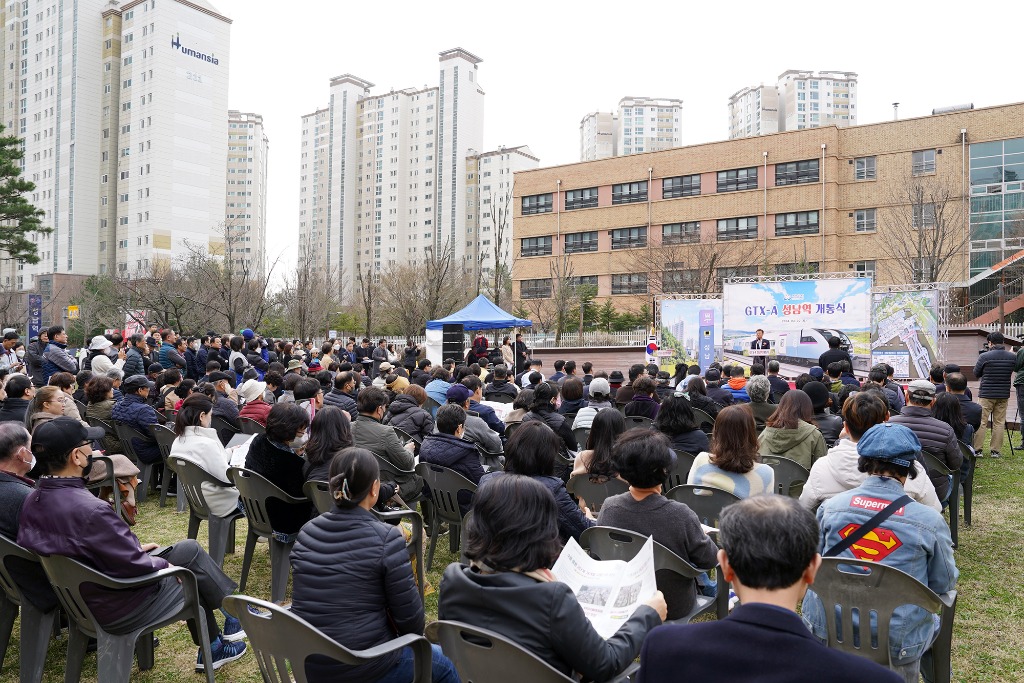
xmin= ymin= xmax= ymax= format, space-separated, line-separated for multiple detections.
xmin=801 ymin=382 xmax=829 ymax=412
xmin=809 ymin=366 xmax=825 ymax=379
xmin=446 ymin=384 xmax=473 ymax=403
xmin=589 ymin=377 xmax=611 ymax=397
xmin=122 ymin=375 xmax=155 ymax=391
xmin=32 ymin=417 xmax=106 ymax=464
xmin=907 ymin=378 xmax=936 ymax=400
xmin=857 ymin=422 xmax=921 ymax=468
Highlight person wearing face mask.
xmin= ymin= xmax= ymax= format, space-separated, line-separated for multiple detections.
xmin=17 ymin=417 xmax=249 ymax=672
xmin=184 ymin=337 xmax=202 ymax=382
xmin=244 ymin=402 xmax=314 ymax=541
xmin=205 ymin=372 xmax=242 ymax=446
xmin=87 ymin=335 xmax=126 ymax=375
xmin=170 ymin=394 xmax=241 ymax=519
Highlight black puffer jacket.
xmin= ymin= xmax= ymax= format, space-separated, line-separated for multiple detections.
xmin=383 ymin=394 xmax=435 ymax=442
xmin=244 ymin=434 xmax=313 ymax=534
xmin=974 ymin=345 xmax=1017 ymax=399
xmin=290 ymin=506 xmax=423 ymax=681
xmin=523 ymin=407 xmax=577 ymax=455
xmin=889 ymin=406 xmax=964 ymax=500
xmin=480 ymin=471 xmax=593 ymax=542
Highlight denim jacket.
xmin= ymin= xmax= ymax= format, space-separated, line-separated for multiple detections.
xmin=801 ymin=476 xmax=958 ymax=664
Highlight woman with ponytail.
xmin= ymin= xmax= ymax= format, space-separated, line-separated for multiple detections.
xmin=289 ymin=447 xmax=458 ymax=683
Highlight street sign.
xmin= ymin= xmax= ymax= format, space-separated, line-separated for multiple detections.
xmin=67 ymin=305 xmax=80 ymax=320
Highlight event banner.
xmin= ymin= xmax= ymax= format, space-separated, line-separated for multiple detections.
xmin=722 ymin=278 xmax=872 ymax=370
xmin=659 ymin=299 xmax=723 ymax=374
xmin=870 ymin=290 xmax=939 ymax=380
xmin=27 ymin=294 xmax=41 ymax=341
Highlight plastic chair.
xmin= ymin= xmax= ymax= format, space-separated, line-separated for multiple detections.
xmin=503 ymin=421 xmax=521 ymax=440
xmin=811 ymin=557 xmax=957 ymax=683
xmin=228 ymin=466 xmax=307 ymax=603
xmin=623 ymin=415 xmax=654 ymax=431
xmin=562 ymin=412 xmax=578 ymax=425
xmin=486 ymin=394 xmax=515 ymax=404
xmin=39 ymin=553 xmax=216 ymax=683
xmin=224 ymin=595 xmax=431 ymax=683
xmin=393 ymin=425 xmax=422 ymax=447
xmin=112 ymin=422 xmax=158 ymax=504
xmin=664 ymin=450 xmax=697 ymax=491
xmin=424 ymin=396 xmax=442 ymax=418
xmin=691 ymin=408 xmax=715 ymax=435
xmin=83 ymin=454 xmax=128 ymax=526
xmin=957 ymin=440 xmax=977 ymax=527
xmin=579 ymin=526 xmax=717 ymax=624
xmin=171 ymin=457 xmax=243 ymax=568
xmin=415 ymin=462 xmax=477 ymax=571
xmin=572 ymin=427 xmax=591 ymax=451
xmin=615 ymin=402 xmax=627 ymax=416
xmin=0 ymin=535 xmax=58 ymax=683
xmin=475 ymin=443 xmax=504 ymax=471
xmin=565 ymin=474 xmax=629 ymax=513
xmin=920 ymin=449 xmax=961 ymax=547
xmin=211 ymin=415 xmax=240 ymax=446
xmin=758 ymin=455 xmax=811 ymax=498
xmin=238 ymin=417 xmax=266 ymax=436
xmin=150 ymin=423 xmax=185 ymax=510
xmin=73 ymin=398 xmax=88 ymax=417
xmin=666 ymin=484 xmax=740 ymax=529
xmin=427 ymin=620 xmax=635 ymax=683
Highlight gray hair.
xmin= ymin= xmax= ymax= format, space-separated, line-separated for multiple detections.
xmin=0 ymin=422 xmax=30 ymax=462
xmin=747 ymin=375 xmax=772 ymax=403
xmin=106 ymin=368 xmax=124 ymax=381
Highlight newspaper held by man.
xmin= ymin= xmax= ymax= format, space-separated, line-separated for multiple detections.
xmin=551 ymin=535 xmax=658 ymax=639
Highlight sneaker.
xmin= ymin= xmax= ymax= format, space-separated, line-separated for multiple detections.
xmin=222 ymin=615 xmax=245 ymax=642
xmin=990 ymin=451 xmax=1002 ymax=459
xmin=195 ymin=637 xmax=247 ymax=672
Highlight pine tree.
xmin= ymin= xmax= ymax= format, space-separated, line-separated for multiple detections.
xmin=0 ymin=125 xmax=48 ymax=263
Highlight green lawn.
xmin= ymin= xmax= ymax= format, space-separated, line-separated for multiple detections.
xmin=3 ymin=438 xmax=1022 ymax=682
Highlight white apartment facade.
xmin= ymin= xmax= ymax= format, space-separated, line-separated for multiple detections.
xmin=0 ymin=0 xmax=231 ymax=303
xmin=226 ymin=110 xmax=268 ymax=276
xmin=728 ymin=85 xmax=779 ymax=139
xmin=300 ymin=49 xmax=486 ymax=292
xmin=466 ymin=145 xmax=539 ymax=292
xmin=579 ymin=97 xmax=682 ymax=160
xmin=777 ymin=70 xmax=857 ymax=132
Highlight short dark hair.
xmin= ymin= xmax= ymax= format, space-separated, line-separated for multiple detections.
xmin=988 ymin=331 xmax=1005 ymax=344
xmin=631 ymin=376 xmax=656 ymax=396
xmin=435 ymin=404 xmax=467 ymax=435
xmin=561 ymin=377 xmax=583 ymax=402
xmin=265 ymin=402 xmax=310 ymax=443
xmin=842 ymin=391 xmax=888 ymax=440
xmin=827 ymin=362 xmax=842 ymax=378
xmin=162 ymin=369 xmax=182 ymax=385
xmin=553 ymin=360 xmax=565 ymax=372
xmin=329 ymin=447 xmax=379 ymax=510
xmin=503 ymin=420 xmax=558 ymax=477
xmin=828 ymin=336 xmax=841 ymax=349
xmin=749 ymin=363 xmax=765 ymax=376
xmin=655 ymin=395 xmax=699 ymax=435
xmin=945 ymin=372 xmax=967 ymax=392
xmin=730 ymin=365 xmax=745 ymax=378
xmin=493 ymin=364 xmax=508 ymax=379
xmin=858 ymin=456 xmax=917 ymax=480
xmin=431 ymin=367 xmax=451 ymax=381
xmin=48 ymin=372 xmax=75 ymax=390
xmin=46 ymin=325 xmax=64 ymax=340
xmin=868 ymin=366 xmax=887 ymax=383
xmin=418 ymin=358 xmax=432 ymax=370
xmin=462 ymin=375 xmax=482 ymax=393
xmin=84 ymin=376 xmax=112 ymax=404
xmin=929 ymin=364 xmax=945 ymax=383
xmin=628 ymin=363 xmax=645 ymax=381
xmin=206 ymin=360 xmax=221 ymax=373
xmin=719 ymin=496 xmax=819 ymax=590
xmin=794 ymin=373 xmax=814 ymax=390
xmin=465 ymin=474 xmax=562 ymax=573
xmin=564 ymin=360 xmax=576 ymax=374
xmin=354 ymin=387 xmax=386 ymax=416
xmin=265 ymin=371 xmax=283 ymax=388
xmin=614 ymin=430 xmax=673 ymax=489
xmin=582 ymin=361 xmax=593 ymax=374
xmin=5 ymin=374 xmax=32 ymax=399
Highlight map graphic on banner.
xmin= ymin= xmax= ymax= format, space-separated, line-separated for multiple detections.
xmin=722 ymin=278 xmax=872 ymax=371
xmin=659 ymin=300 xmax=723 ymax=374
xmin=870 ymin=290 xmax=939 ymax=379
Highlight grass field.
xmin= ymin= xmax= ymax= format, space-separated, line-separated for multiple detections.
xmin=3 ymin=436 xmax=1023 ymax=682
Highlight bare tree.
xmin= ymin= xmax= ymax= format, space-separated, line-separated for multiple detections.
xmin=879 ymin=177 xmax=967 ymax=284
xmin=281 ymin=246 xmax=342 ymax=342
xmin=630 ymin=233 xmax=763 ymax=297
xmin=484 ymin=187 xmax=513 ymax=307
xmin=376 ymin=239 xmax=474 ymax=337
xmin=113 ymin=262 xmax=216 ymax=333
xmin=0 ymin=284 xmax=26 ymax=331
xmin=355 ymin=262 xmax=378 ymax=339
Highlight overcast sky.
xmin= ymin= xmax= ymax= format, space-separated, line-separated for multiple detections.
xmin=213 ymin=0 xmax=1024 ymax=279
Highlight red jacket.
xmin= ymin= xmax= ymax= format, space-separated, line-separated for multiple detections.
xmin=239 ymin=398 xmax=272 ymax=426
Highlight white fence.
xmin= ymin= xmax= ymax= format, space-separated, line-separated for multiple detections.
xmin=326 ymin=329 xmax=649 ymax=349
xmin=979 ymin=323 xmax=1024 ymax=339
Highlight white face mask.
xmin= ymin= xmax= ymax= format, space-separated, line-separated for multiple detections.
xmin=191 ymin=341 xmax=201 ymax=351
xmin=289 ymin=432 xmax=309 ymax=450
xmin=16 ymin=349 xmax=24 ymax=359
xmin=19 ymin=447 xmax=35 ymax=472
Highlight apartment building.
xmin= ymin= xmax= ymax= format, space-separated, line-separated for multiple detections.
xmin=729 ymin=70 xmax=856 ymax=139
xmin=299 ymin=49 xmax=487 ymax=291
xmin=579 ymin=97 xmax=682 ymax=161
xmin=728 ymin=85 xmax=779 ymax=139
xmin=513 ymin=102 xmax=1024 ymax=312
xmin=226 ymin=110 xmax=269 ymax=276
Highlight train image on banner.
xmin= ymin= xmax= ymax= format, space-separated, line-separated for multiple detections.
xmin=728 ymin=328 xmax=853 ymax=366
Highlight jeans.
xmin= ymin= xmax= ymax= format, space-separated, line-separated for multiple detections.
xmin=376 ymin=644 xmax=460 ymax=683
xmin=974 ymin=397 xmax=1008 ymax=454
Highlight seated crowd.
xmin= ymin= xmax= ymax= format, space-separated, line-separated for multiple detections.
xmin=0 ymin=327 xmax=968 ymax=682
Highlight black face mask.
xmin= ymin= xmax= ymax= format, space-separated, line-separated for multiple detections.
xmin=79 ymin=449 xmax=94 ymax=478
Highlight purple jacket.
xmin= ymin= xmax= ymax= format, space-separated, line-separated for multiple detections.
xmin=17 ymin=477 xmax=168 ymax=625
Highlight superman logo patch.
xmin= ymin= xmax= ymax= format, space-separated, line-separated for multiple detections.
xmin=837 ymin=524 xmax=903 ymax=562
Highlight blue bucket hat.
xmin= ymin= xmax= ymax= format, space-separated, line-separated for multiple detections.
xmin=856 ymin=422 xmax=921 ymax=468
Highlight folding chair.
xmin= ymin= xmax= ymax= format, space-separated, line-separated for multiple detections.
xmin=238 ymin=417 xmax=266 ymax=436
xmin=224 ymin=595 xmax=431 ymax=683
xmin=920 ymin=448 xmax=961 ymax=547
xmin=112 ymin=422 xmax=159 ymax=504
xmin=566 ymin=474 xmax=629 ymax=513
xmin=758 ymin=455 xmax=811 ymax=498
xmin=0 ymin=535 xmax=58 ymax=683
xmin=149 ymin=423 xmax=184 ymax=510
xmin=415 ymin=463 xmax=477 ymax=571
xmin=811 ymin=557 xmax=957 ymax=683
xmin=40 ymin=554 xmax=216 ymax=683
xmin=664 ymin=450 xmax=697 ymax=491
xmin=228 ymin=467 xmax=308 ymax=603
xmin=623 ymin=416 xmax=654 ymax=431
xmin=957 ymin=440 xmax=978 ymax=527
xmin=172 ymin=457 xmax=243 ymax=568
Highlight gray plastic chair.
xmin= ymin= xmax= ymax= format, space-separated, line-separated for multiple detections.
xmin=580 ymin=526 xmax=717 ymax=624
xmin=475 ymin=444 xmax=504 ymax=471
xmin=758 ymin=455 xmax=811 ymax=498
xmin=503 ymin=421 xmax=521 ymax=440
xmin=238 ymin=417 xmax=266 ymax=436
xmin=171 ymin=457 xmax=242 ymax=568
xmin=958 ymin=440 xmax=977 ymax=527
xmin=415 ymin=462 xmax=477 ymax=571
xmin=393 ymin=425 xmax=422 ymax=447
xmin=211 ymin=415 xmax=241 ymax=446
xmin=572 ymin=427 xmax=591 ymax=451
xmin=920 ymin=449 xmax=961 ymax=547
xmin=811 ymin=557 xmax=957 ymax=683
xmin=0 ymin=535 xmax=57 ymax=683
xmin=150 ymin=423 xmax=185 ymax=511
xmin=565 ymin=474 xmax=629 ymax=513
xmin=691 ymin=408 xmax=715 ymax=435
xmin=224 ymin=595 xmax=431 ymax=683
xmin=664 ymin=450 xmax=697 ymax=491
xmin=487 ymin=394 xmax=515 ymax=404
xmin=112 ymin=422 xmax=158 ymax=504
xmin=39 ymin=553 xmax=215 ymax=683
xmin=666 ymin=484 xmax=739 ymax=529
xmin=623 ymin=415 xmax=655 ymax=431
xmin=73 ymin=398 xmax=88 ymax=417
xmin=228 ymin=466 xmax=308 ymax=603
xmin=427 ymin=620 xmax=637 ymax=683
xmin=424 ymin=396 xmax=442 ymax=418
xmin=83 ymin=454 xmax=128 ymax=526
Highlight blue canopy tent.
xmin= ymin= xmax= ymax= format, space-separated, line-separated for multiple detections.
xmin=426 ymin=295 xmax=532 ymax=331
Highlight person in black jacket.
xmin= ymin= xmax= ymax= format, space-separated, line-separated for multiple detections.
xmin=383 ymin=384 xmax=435 ymax=443
xmin=766 ymin=360 xmax=790 ymax=402
xmin=418 ymin=405 xmax=485 ymax=515
xmin=244 ymin=402 xmax=312 ymax=540
xmin=802 ymin=382 xmax=843 ymax=445
xmin=945 ymin=372 xmax=981 ymax=432
xmin=439 ymin=473 xmax=666 ymax=682
xmin=703 ymin=368 xmax=734 ymax=407
xmin=290 ymin=447 xmax=458 ymax=682
xmin=655 ymin=394 xmax=710 ymax=455
xmin=973 ymin=331 xmax=1017 ymax=457
xmin=522 ymin=382 xmax=576 ymax=457
xmin=0 ymin=375 xmax=33 ymax=423
xmin=817 ymin=336 xmax=852 ymax=372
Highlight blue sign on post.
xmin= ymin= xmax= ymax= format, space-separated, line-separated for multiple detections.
xmin=27 ymin=294 xmax=41 ymax=341
xmin=698 ymin=309 xmax=716 ymax=373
